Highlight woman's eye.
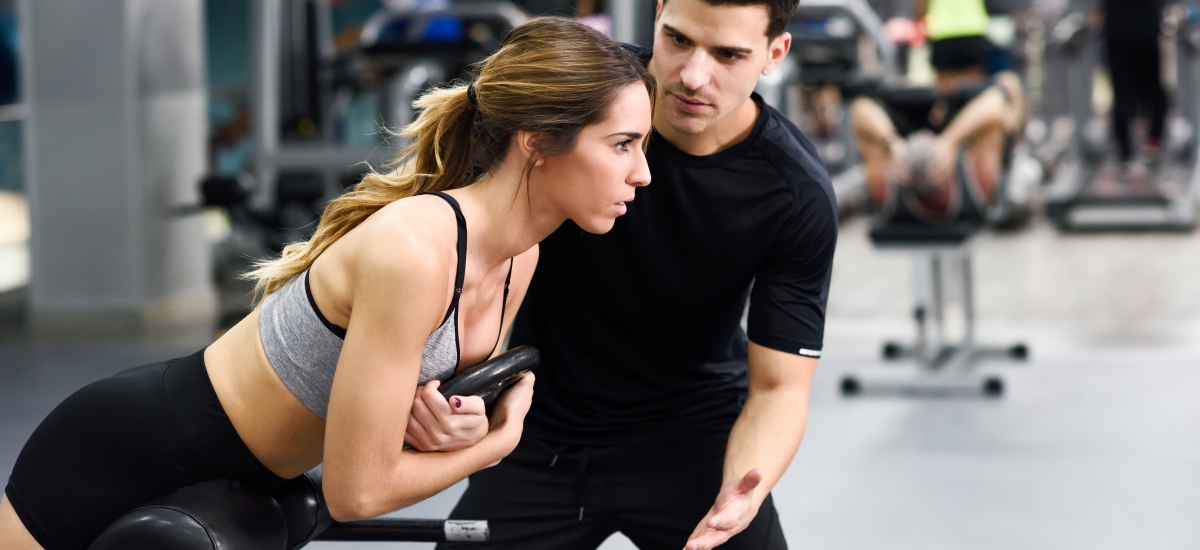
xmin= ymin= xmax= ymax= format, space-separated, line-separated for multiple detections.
xmin=617 ymin=140 xmax=633 ymax=152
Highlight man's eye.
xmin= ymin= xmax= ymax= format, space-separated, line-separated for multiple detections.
xmin=719 ymin=51 xmax=742 ymax=61
xmin=670 ymin=33 xmax=687 ymax=45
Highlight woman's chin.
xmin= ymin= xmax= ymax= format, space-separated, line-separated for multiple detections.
xmin=575 ymin=215 xmax=618 ymax=235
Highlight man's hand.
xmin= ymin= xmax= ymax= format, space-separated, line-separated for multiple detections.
xmin=683 ymin=469 xmax=765 ymax=550
xmin=404 ymin=380 xmax=488 ymax=452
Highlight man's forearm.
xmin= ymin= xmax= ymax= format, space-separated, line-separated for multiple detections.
xmin=722 ymin=344 xmax=818 ymax=513
xmin=723 ymin=385 xmax=810 ymax=512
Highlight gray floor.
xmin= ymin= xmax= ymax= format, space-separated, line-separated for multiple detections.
xmin=4 ymin=217 xmax=1200 ymax=548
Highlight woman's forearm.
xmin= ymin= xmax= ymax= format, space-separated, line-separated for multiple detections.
xmin=383 ymin=429 xmax=514 ymax=512
xmin=325 ymin=426 xmax=517 ymax=521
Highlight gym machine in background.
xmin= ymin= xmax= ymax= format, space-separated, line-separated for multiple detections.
xmin=1044 ymin=2 xmax=1200 ymax=232
xmin=255 ymin=0 xmax=523 ymax=220
xmin=358 ymin=1 xmax=526 ymax=130
xmin=200 ymin=0 xmax=527 ymax=290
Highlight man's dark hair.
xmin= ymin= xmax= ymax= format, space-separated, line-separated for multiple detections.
xmin=664 ymin=0 xmax=799 ymax=39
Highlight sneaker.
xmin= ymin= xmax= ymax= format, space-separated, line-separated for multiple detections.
xmin=1144 ymin=140 xmax=1163 ymax=172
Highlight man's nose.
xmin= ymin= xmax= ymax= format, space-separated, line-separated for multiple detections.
xmin=678 ymin=50 xmax=710 ymax=93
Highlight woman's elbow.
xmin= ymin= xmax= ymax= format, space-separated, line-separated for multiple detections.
xmin=326 ymin=491 xmax=426 ymax=521
xmin=324 ymin=490 xmax=377 ymax=522
xmin=323 ymin=473 xmax=386 ymax=521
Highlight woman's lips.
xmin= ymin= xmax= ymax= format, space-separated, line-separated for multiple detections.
xmin=614 ymin=202 xmax=628 ymax=216
xmin=670 ymin=93 xmax=710 ymax=115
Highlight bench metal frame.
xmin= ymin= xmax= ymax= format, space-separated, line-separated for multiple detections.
xmin=842 ymin=233 xmax=1027 ymax=398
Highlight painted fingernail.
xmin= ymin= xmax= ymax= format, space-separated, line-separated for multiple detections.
xmin=454 ymin=397 xmax=462 ymax=408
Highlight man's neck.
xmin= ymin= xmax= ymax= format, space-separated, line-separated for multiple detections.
xmin=654 ymin=96 xmax=761 ymax=157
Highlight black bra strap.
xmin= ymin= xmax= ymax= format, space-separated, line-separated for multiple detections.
xmin=419 ymin=191 xmax=512 ymax=361
xmin=419 ymin=191 xmax=468 ymax=323
xmin=305 ymin=271 xmax=348 ymax=339
xmin=486 ymin=258 xmax=514 ymax=358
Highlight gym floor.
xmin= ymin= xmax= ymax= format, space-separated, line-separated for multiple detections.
xmin=3 ymin=216 xmax=1200 ymax=549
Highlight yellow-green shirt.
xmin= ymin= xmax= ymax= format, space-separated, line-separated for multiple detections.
xmin=925 ymin=0 xmax=989 ymax=41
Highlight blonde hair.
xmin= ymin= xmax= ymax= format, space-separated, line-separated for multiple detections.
xmin=245 ymin=17 xmax=655 ymax=304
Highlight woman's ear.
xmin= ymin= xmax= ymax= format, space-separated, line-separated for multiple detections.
xmin=516 ymin=131 xmax=546 ymax=166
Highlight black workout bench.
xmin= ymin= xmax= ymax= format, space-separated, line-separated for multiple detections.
xmin=88 ymin=469 xmax=485 ymax=549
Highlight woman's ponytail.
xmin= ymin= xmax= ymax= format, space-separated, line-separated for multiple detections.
xmin=243 ymin=84 xmax=477 ymax=304
xmin=244 ymin=17 xmax=654 ymax=305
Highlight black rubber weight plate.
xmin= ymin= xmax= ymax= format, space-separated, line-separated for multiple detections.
xmin=438 ymin=346 xmax=539 ymax=403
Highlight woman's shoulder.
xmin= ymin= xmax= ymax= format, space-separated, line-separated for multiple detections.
xmin=346 ymin=194 xmax=460 ymax=281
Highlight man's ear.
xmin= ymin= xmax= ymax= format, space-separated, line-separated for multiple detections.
xmin=516 ymin=131 xmax=546 ymax=167
xmin=761 ymin=32 xmax=792 ymax=77
xmin=654 ymin=0 xmax=663 ymax=24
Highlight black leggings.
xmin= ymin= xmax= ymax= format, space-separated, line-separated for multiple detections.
xmin=1107 ymin=36 xmax=1168 ymax=161
xmin=4 ymin=350 xmax=285 ymax=550
xmin=438 ymin=435 xmax=788 ymax=550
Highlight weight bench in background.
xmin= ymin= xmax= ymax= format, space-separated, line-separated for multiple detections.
xmin=839 ymin=221 xmax=1028 ymax=398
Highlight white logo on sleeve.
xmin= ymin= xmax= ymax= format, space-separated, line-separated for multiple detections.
xmin=798 ymin=348 xmax=821 ymax=358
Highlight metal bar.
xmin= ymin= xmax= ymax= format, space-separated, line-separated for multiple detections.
xmin=930 ymin=253 xmax=945 ymax=365
xmin=961 ymin=253 xmax=975 ymax=349
xmin=610 ymin=0 xmax=637 ymax=44
xmin=912 ymin=252 xmax=929 ymax=364
xmin=318 ymin=519 xmax=444 ymax=542
xmin=317 ymin=519 xmax=488 ymax=542
xmin=252 ymin=0 xmax=282 ymax=208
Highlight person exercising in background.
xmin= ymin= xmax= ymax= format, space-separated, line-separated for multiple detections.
xmin=441 ymin=0 xmax=837 ymax=548
xmin=850 ymin=0 xmax=1025 ymax=222
xmin=1096 ymin=0 xmax=1168 ymax=174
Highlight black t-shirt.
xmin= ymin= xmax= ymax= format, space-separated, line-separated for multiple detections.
xmin=510 ymin=52 xmax=838 ymax=446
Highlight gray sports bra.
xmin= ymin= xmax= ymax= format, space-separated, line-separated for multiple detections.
xmin=258 ymin=191 xmax=512 ymax=419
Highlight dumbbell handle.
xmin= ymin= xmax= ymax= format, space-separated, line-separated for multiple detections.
xmin=317 ymin=518 xmax=488 ymax=542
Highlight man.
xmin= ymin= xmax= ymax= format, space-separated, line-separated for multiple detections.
xmin=441 ymin=0 xmax=836 ymax=548
xmin=850 ymin=0 xmax=1024 ymax=221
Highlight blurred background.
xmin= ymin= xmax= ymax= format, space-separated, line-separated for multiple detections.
xmin=2 ymin=0 xmax=1200 ymax=547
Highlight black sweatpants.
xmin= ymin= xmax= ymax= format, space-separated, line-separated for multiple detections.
xmin=1107 ymin=36 xmax=1168 ymax=161
xmin=438 ymin=435 xmax=788 ymax=550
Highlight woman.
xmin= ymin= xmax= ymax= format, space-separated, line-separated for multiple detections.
xmin=1 ymin=17 xmax=654 ymax=550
